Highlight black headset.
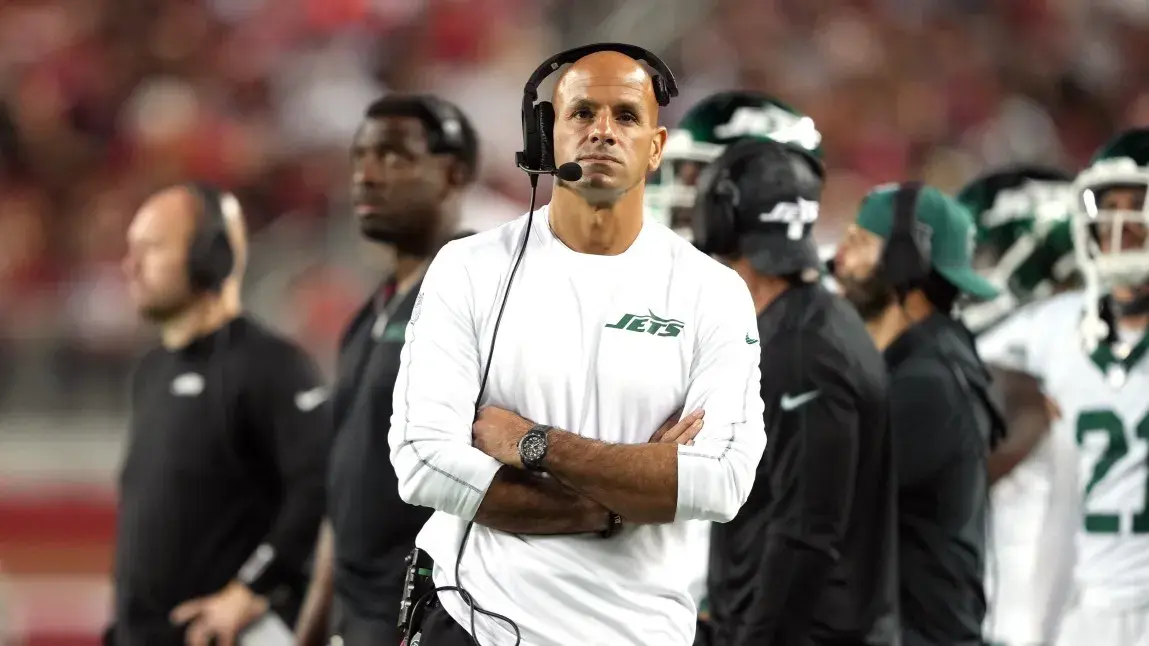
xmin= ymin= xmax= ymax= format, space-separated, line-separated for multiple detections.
xmin=413 ymin=94 xmax=467 ymax=154
xmin=694 ymin=140 xmax=822 ymax=258
xmin=880 ymin=181 xmax=930 ymax=295
xmin=693 ymin=146 xmax=751 ymax=257
xmin=185 ymin=182 xmax=236 ymax=293
xmin=515 ymin=42 xmax=679 ymax=175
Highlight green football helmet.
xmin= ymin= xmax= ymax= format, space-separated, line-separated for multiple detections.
xmin=955 ymin=165 xmax=1076 ymax=333
xmin=1073 ymin=128 xmax=1149 ymax=294
xmin=645 ymin=91 xmax=823 ymax=237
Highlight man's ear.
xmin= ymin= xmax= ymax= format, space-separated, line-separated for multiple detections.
xmin=648 ymin=126 xmax=668 ymax=174
xmin=446 ymin=157 xmax=469 ymax=188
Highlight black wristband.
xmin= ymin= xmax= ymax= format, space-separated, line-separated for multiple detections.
xmin=599 ymin=512 xmax=623 ymax=538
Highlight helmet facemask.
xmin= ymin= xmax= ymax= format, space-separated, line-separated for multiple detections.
xmin=1076 ymin=173 xmax=1149 ymax=292
xmin=646 ymin=132 xmax=723 ymax=237
xmin=1073 ymin=169 xmax=1149 ymax=348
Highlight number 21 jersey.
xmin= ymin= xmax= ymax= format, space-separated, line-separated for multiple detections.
xmin=979 ymin=290 xmax=1149 ymax=609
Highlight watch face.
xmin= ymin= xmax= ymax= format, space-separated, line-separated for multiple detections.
xmin=520 ymin=433 xmax=547 ymax=465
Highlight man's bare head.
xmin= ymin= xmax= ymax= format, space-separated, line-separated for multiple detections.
xmin=550 ymin=51 xmax=668 ymax=206
xmin=124 ymin=184 xmax=247 ymax=322
xmin=552 ymin=51 xmax=660 ymax=121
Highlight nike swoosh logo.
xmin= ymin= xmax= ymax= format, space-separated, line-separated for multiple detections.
xmin=294 ymin=387 xmax=328 ymax=412
xmin=746 ymin=334 xmax=759 ymax=345
xmin=780 ymin=390 xmax=820 ymax=411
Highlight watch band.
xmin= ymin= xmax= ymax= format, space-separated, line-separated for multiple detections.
xmin=599 ymin=512 xmax=623 ymax=539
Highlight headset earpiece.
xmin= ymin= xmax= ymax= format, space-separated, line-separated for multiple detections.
xmin=693 ymin=160 xmax=740 ymax=257
xmin=535 ymin=101 xmax=556 ymax=172
xmin=185 ymin=182 xmax=235 ymax=293
xmin=521 ymin=100 xmax=542 ymax=172
xmin=710 ymin=173 xmax=740 ymax=256
xmin=716 ymin=176 xmax=740 ymax=207
xmin=417 ymin=95 xmax=466 ymax=153
xmin=881 ymin=181 xmax=929 ymax=293
xmin=652 ymin=75 xmax=670 ymax=107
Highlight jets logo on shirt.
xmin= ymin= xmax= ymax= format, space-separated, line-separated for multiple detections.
xmin=604 ymin=310 xmax=684 ymax=337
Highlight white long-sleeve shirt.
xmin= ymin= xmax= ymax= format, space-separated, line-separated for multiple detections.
xmin=389 ymin=206 xmax=766 ymax=646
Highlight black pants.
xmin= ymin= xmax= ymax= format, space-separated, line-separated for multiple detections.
xmin=330 ymin=595 xmax=402 ymax=646
xmin=418 ymin=605 xmax=476 ymax=645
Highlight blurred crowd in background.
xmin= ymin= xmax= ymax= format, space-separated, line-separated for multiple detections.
xmin=1 ymin=0 xmax=1149 ymax=419
xmin=2 ymin=0 xmax=1149 ymax=643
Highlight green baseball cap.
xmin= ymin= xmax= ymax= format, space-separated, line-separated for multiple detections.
xmin=856 ymin=183 xmax=1000 ymax=301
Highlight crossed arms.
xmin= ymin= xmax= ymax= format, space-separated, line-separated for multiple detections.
xmin=387 ymin=246 xmax=766 ymax=534
xmin=468 ymin=407 xmax=707 ymax=532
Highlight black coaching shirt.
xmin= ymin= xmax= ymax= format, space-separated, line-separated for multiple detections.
xmin=885 ymin=313 xmax=997 ymax=646
xmin=326 ymin=275 xmax=432 ymax=630
xmin=708 ymin=283 xmax=899 ymax=646
xmin=114 ymin=316 xmax=331 ymax=645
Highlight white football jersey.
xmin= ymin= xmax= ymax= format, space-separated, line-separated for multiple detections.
xmin=978 ymin=303 xmax=1080 ymax=643
xmin=980 ymin=290 xmax=1149 ymax=610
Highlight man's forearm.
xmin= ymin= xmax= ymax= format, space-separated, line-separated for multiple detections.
xmin=988 ymin=406 xmax=1048 ymax=484
xmin=475 ymin=467 xmax=610 ymax=535
xmin=543 ymin=429 xmax=678 ymax=524
xmin=987 ymin=365 xmax=1051 ymax=484
xmin=239 ymin=476 xmax=326 ymax=595
xmin=294 ymin=520 xmax=334 ymax=646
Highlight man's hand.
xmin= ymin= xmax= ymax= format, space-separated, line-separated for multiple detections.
xmin=171 ymin=581 xmax=268 ymax=646
xmin=473 ymin=406 xmax=535 ymax=468
xmin=649 ymin=409 xmax=705 ymax=445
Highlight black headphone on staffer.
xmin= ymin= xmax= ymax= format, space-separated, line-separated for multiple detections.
xmin=185 ymin=182 xmax=236 ymax=294
xmin=515 ymin=42 xmax=680 ymax=179
xmin=413 ymin=94 xmax=467 ymax=154
xmin=880 ymin=181 xmax=931 ymax=296
xmin=693 ymin=139 xmax=823 ymax=257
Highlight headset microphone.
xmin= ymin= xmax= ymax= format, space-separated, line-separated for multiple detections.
xmin=555 ymin=162 xmax=583 ymax=182
xmin=516 ymin=161 xmax=584 ymax=182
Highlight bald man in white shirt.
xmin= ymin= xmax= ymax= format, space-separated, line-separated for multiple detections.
xmin=390 ymin=48 xmax=766 ymax=646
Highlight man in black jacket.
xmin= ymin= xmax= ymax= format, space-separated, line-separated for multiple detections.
xmin=697 ymin=139 xmax=899 ymax=646
xmin=114 ymin=184 xmax=331 ymax=646
xmin=835 ymin=183 xmax=1007 ymax=646
xmin=294 ymin=94 xmax=480 ymax=646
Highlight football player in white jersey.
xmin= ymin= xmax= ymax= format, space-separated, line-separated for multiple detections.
xmin=642 ymin=90 xmax=823 ymax=644
xmin=977 ymin=128 xmax=1149 ymax=646
xmin=959 ymin=166 xmax=1082 ymax=646
xmin=644 ymin=90 xmax=823 ymax=238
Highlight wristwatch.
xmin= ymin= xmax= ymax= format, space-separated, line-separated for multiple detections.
xmin=518 ymin=424 xmax=552 ymax=471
